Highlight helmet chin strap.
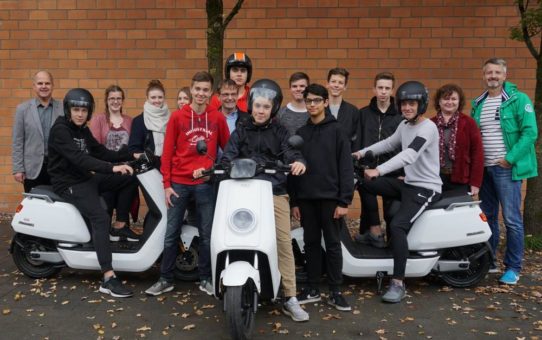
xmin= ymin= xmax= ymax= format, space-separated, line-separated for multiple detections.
xmin=406 ymin=113 xmax=422 ymax=125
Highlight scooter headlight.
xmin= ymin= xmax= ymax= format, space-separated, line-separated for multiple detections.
xmin=229 ymin=209 xmax=256 ymax=233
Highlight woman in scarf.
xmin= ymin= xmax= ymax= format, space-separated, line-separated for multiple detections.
xmin=430 ymin=84 xmax=484 ymax=194
xmin=129 ymin=80 xmax=171 ymax=168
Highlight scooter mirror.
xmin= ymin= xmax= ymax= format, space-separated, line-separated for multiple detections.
xmin=196 ymin=140 xmax=208 ymax=155
xmin=288 ymin=135 xmax=304 ymax=149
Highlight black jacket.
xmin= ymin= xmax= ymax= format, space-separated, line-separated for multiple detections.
xmin=48 ymin=116 xmax=132 ymax=194
xmin=358 ymin=97 xmax=404 ymax=173
xmin=128 ymin=113 xmax=154 ymax=154
xmin=221 ymin=118 xmax=305 ymax=195
xmin=326 ymin=99 xmax=360 ymax=152
xmin=292 ymin=114 xmax=354 ymax=207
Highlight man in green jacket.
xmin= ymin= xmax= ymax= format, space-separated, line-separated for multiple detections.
xmin=471 ymin=57 xmax=538 ymax=285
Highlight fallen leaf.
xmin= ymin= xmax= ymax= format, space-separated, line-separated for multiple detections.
xmin=61 ymin=300 xmax=70 ymax=305
xmin=202 ymin=304 xmax=215 ymax=309
xmin=484 ymin=331 xmax=498 ymax=335
xmin=352 ymin=310 xmax=361 ymax=315
xmin=322 ymin=313 xmax=341 ymax=321
xmin=268 ymin=309 xmax=281 ymax=316
xmin=181 ymin=313 xmax=189 ymax=318
xmin=183 ymin=324 xmax=196 ymax=331
xmin=136 ymin=325 xmax=151 ymax=332
xmin=2 ymin=309 xmax=11 ymax=315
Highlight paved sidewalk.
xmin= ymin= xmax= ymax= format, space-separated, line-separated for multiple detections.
xmin=1 ymin=223 xmax=541 ymax=339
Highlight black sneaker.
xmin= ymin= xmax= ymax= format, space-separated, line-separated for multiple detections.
xmin=297 ymin=287 xmax=321 ymax=304
xmin=110 ymin=226 xmax=140 ymax=242
xmin=327 ymin=291 xmax=351 ymax=311
xmin=354 ymin=232 xmax=386 ymax=248
xmin=99 ymin=277 xmax=133 ymax=298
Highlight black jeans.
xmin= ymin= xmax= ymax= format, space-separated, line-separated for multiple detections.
xmin=23 ymin=161 xmax=51 ymax=193
xmin=356 ymin=183 xmax=393 ymax=234
xmin=60 ymin=173 xmax=138 ymax=273
xmin=298 ymin=199 xmax=343 ymax=291
xmin=361 ymin=177 xmax=440 ymax=279
xmin=440 ymin=174 xmax=469 ymax=194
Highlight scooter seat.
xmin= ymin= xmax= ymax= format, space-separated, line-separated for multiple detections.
xmin=427 ymin=191 xmax=472 ymax=210
xmin=29 ymin=185 xmax=67 ymax=203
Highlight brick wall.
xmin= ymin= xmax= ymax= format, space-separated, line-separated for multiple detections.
xmin=0 ymin=0 xmax=537 ymax=217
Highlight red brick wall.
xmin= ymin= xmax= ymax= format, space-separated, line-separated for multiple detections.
xmin=0 ymin=0 xmax=537 ymax=216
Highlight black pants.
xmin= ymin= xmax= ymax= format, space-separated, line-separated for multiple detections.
xmin=23 ymin=161 xmax=51 ymax=193
xmin=440 ymin=174 xmax=469 ymax=194
xmin=60 ymin=173 xmax=138 ymax=273
xmin=361 ymin=177 xmax=440 ymax=279
xmin=102 ymin=175 xmax=139 ymax=223
xmin=298 ymin=199 xmax=343 ymax=291
xmin=356 ymin=183 xmax=393 ymax=234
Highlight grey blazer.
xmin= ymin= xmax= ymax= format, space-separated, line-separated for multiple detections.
xmin=12 ymin=98 xmax=63 ymax=179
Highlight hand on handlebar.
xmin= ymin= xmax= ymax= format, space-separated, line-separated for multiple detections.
xmin=193 ymin=167 xmax=211 ymax=181
xmin=352 ymin=151 xmax=362 ymax=160
xmin=113 ymin=164 xmax=134 ymax=175
xmin=289 ymin=161 xmax=306 ymax=176
xmin=364 ymin=168 xmax=380 ymax=180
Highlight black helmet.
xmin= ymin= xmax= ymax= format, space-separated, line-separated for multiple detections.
xmin=395 ymin=81 xmax=428 ymax=122
xmin=64 ymin=88 xmax=95 ymax=122
xmin=225 ymin=52 xmax=252 ymax=84
xmin=248 ymin=79 xmax=283 ymax=119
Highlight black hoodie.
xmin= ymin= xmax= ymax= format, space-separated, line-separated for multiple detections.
xmin=221 ymin=118 xmax=306 ymax=195
xmin=48 ymin=116 xmax=132 ymax=195
xmin=358 ymin=97 xmax=404 ymax=173
xmin=292 ymin=114 xmax=354 ymax=207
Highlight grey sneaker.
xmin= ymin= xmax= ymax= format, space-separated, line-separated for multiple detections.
xmin=282 ymin=297 xmax=309 ymax=322
xmin=199 ymin=279 xmax=213 ymax=296
xmin=488 ymin=261 xmax=500 ymax=274
xmin=354 ymin=232 xmax=386 ymax=248
xmin=381 ymin=280 xmax=406 ymax=303
xmin=145 ymin=278 xmax=174 ymax=296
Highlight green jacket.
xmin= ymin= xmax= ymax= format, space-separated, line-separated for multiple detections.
xmin=471 ymin=81 xmax=538 ymax=180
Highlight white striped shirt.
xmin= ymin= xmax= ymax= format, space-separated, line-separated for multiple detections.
xmin=479 ymin=96 xmax=506 ymax=166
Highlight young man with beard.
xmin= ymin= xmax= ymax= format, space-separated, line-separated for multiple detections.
xmin=145 ymin=71 xmax=230 ymax=297
xmin=292 ymin=83 xmax=354 ymax=311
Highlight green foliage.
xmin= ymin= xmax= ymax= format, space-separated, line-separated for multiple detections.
xmin=509 ymin=0 xmax=542 ymax=42
xmin=525 ymin=234 xmax=542 ymax=250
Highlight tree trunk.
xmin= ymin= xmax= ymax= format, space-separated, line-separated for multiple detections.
xmin=206 ymin=0 xmax=225 ymax=89
xmin=523 ymin=57 xmax=542 ymax=236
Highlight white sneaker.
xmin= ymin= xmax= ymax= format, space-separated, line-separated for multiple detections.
xmin=282 ymin=297 xmax=309 ymax=322
xmin=199 ymin=279 xmax=214 ymax=296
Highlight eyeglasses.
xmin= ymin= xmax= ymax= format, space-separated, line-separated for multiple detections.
xmin=107 ymin=97 xmax=123 ymax=102
xmin=304 ymin=98 xmax=324 ymax=105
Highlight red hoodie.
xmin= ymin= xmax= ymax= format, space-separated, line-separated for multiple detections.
xmin=161 ymin=104 xmax=230 ymax=188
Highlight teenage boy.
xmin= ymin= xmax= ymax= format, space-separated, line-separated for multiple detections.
xmin=292 ymin=84 xmax=354 ymax=311
xmin=211 ymin=52 xmax=253 ymax=112
xmin=217 ymin=78 xmax=250 ymax=133
xmin=48 ymin=88 xmax=138 ymax=297
xmin=353 ymin=81 xmax=442 ymax=303
xmin=276 ymin=72 xmax=310 ymax=136
xmin=145 ymin=71 xmax=230 ymax=296
xmin=218 ymin=79 xmax=309 ymax=322
xmin=326 ymin=67 xmax=360 ymax=152
xmin=355 ymin=72 xmax=404 ymax=247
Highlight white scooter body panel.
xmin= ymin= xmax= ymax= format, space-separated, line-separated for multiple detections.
xmin=407 ymin=204 xmax=491 ymax=250
xmin=59 ymin=169 xmax=168 ymax=271
xmin=211 ymin=178 xmax=281 ymax=298
xmin=12 ymin=198 xmax=91 ymax=243
xmin=220 ymin=261 xmax=261 ymax=291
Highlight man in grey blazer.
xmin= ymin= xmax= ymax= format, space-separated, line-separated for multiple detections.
xmin=12 ymin=70 xmax=64 ymax=192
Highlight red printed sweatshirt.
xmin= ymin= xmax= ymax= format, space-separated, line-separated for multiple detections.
xmin=161 ymin=104 xmax=230 ymax=188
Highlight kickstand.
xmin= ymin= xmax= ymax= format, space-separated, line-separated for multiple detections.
xmin=376 ymin=271 xmax=385 ymax=295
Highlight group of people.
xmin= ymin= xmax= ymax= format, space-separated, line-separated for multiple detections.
xmin=12 ymin=55 xmax=537 ymax=322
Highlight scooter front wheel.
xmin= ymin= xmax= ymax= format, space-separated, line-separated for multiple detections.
xmin=225 ymin=283 xmax=256 ymax=340
xmin=11 ymin=235 xmax=61 ymax=279
xmin=439 ymin=243 xmax=491 ymax=288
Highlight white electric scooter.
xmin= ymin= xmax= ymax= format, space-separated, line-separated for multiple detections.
xmin=196 ymin=139 xmax=297 ymax=340
xmin=291 ymin=152 xmax=493 ymax=292
xmin=10 ymin=152 xmax=199 ymax=279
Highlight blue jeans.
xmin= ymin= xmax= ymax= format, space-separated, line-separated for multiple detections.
xmin=160 ymin=182 xmax=214 ymax=282
xmin=479 ymin=166 xmax=524 ymax=273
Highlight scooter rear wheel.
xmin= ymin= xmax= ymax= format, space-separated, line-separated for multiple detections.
xmin=225 ymin=283 xmax=256 ymax=340
xmin=439 ymin=243 xmax=491 ymax=288
xmin=12 ymin=235 xmax=61 ymax=279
